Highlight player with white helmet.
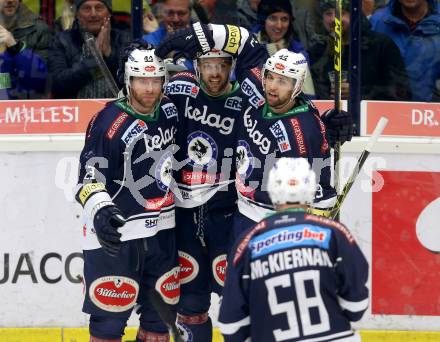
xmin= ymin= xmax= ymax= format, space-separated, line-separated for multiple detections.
xmin=219 ymin=157 xmax=369 ymax=342
xmin=76 ymin=40 xmax=180 ymax=341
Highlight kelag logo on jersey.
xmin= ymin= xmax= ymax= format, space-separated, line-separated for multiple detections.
xmin=225 ymin=96 xmax=242 ymax=111
xmin=187 ymin=131 xmax=218 ymax=168
xmin=166 ymin=80 xmax=199 ymax=98
xmin=121 ymin=120 xmax=148 ymax=146
xmin=269 ymin=120 xmax=291 ymax=152
xmin=161 ymin=102 xmax=178 ymax=119
xmin=250 ymin=225 xmax=331 ymax=258
xmin=241 ymin=78 xmax=264 ymax=108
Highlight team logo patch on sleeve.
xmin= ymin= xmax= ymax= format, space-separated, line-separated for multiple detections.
xmin=89 ymin=276 xmax=139 ymax=312
xmin=155 ymin=266 xmax=180 ymax=305
xmin=187 ymin=131 xmax=218 ymax=167
xmin=212 ymin=254 xmax=228 ymax=286
xmin=178 ymin=251 xmax=199 ymax=284
xmin=269 ymin=120 xmax=291 ymax=153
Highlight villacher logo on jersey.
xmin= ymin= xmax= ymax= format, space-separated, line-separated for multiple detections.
xmin=178 ymin=251 xmax=199 ymax=284
xmin=212 ymin=254 xmax=227 ymax=287
xmin=89 ymin=276 xmax=139 ymax=313
xmin=155 ymin=267 xmax=180 ymax=305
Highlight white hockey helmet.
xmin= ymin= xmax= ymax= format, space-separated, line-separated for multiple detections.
xmin=194 ymin=49 xmax=235 ymax=82
xmin=268 ymin=157 xmax=316 ymax=206
xmin=124 ymin=48 xmax=168 ymax=96
xmin=262 ymin=49 xmax=308 ymax=101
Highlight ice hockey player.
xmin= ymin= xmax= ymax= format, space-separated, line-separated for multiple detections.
xmin=75 ymin=40 xmax=180 ymax=342
xmin=218 ymin=157 xmax=369 ymax=342
xmin=157 ymin=33 xmax=265 ymax=340
xmin=156 ymin=24 xmax=347 ymax=236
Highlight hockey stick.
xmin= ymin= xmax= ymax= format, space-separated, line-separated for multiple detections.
xmin=148 ymin=289 xmax=184 ymax=342
xmin=333 ymin=0 xmax=343 ymax=220
xmin=329 ymin=117 xmax=388 ymax=220
xmin=83 ymin=32 xmax=120 ymax=97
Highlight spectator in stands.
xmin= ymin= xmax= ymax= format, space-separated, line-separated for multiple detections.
xmin=370 ymin=0 xmax=440 ymax=101
xmin=49 ymin=0 xmax=130 ymax=99
xmin=252 ymin=0 xmax=316 ymax=96
xmin=54 ymin=0 xmax=75 ymax=32
xmin=143 ymin=0 xmax=192 ymax=46
xmin=237 ymin=0 xmax=260 ymax=29
xmin=0 ymin=0 xmax=51 ymax=99
xmin=309 ymin=0 xmax=411 ymax=101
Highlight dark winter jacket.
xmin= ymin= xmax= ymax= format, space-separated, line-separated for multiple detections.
xmin=370 ymin=0 xmax=440 ymax=101
xmin=309 ymin=15 xmax=411 ymax=101
xmin=49 ymin=20 xmax=130 ymax=99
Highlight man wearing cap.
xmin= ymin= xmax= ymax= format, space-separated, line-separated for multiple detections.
xmin=48 ymin=0 xmax=130 ymax=99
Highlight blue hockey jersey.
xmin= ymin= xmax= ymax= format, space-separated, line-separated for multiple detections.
xmin=76 ymin=97 xmax=178 ymax=250
xmin=165 ymin=71 xmax=242 ymax=209
xmin=218 ymin=209 xmax=369 ymax=342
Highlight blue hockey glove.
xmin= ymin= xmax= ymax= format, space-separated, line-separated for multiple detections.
xmin=92 ymin=203 xmax=125 ymax=257
xmin=321 ymin=109 xmax=353 ymax=148
xmin=156 ymin=22 xmax=214 ymax=61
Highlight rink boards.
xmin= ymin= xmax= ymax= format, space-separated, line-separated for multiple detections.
xmin=1 ymin=96 xmax=440 ymax=342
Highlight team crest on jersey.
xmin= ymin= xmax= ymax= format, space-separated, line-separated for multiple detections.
xmin=121 ymin=119 xmax=148 ymax=146
xmin=176 ymin=322 xmax=194 ymax=342
xmin=161 ymin=102 xmax=178 ymax=119
xmin=187 ymin=131 xmax=218 ymax=167
xmin=166 ymin=80 xmax=199 ymax=98
xmin=269 ymin=120 xmax=291 ymax=152
xmin=89 ymin=276 xmax=139 ymax=312
xmin=224 ymin=96 xmax=242 ymax=111
xmin=155 ymin=151 xmax=173 ymax=191
xmin=212 ymin=254 xmax=227 ymax=286
xmin=178 ymin=251 xmax=199 ymax=284
xmin=236 ymin=140 xmax=254 ymax=178
xmin=155 ymin=267 xmax=180 ymax=305
xmin=241 ymin=78 xmax=265 ymax=108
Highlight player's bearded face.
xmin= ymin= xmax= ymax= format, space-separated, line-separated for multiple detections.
xmin=129 ymin=76 xmax=163 ymax=113
xmin=264 ymin=71 xmax=295 ymax=109
xmin=198 ymin=57 xmax=232 ymax=96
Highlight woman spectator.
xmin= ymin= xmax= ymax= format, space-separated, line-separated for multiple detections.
xmin=252 ymin=0 xmax=316 ymax=96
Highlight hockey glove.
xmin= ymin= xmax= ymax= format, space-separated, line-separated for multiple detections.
xmin=321 ymin=109 xmax=353 ymax=148
xmin=92 ymin=203 xmax=125 ymax=257
xmin=155 ymin=22 xmax=214 ymax=61
xmin=76 ymin=183 xmax=125 ymax=257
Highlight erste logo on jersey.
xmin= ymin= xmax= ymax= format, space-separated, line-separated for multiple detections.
xmin=250 ymin=225 xmax=331 ymax=258
xmin=178 ymin=251 xmax=199 ymax=284
xmin=236 ymin=140 xmax=254 ymax=178
xmin=155 ymin=151 xmax=173 ymax=191
xmin=241 ymin=78 xmax=265 ymax=108
xmin=161 ymin=102 xmax=178 ymax=119
xmin=89 ymin=276 xmax=139 ymax=312
xmin=166 ymin=80 xmax=199 ymax=98
xmin=121 ymin=119 xmax=148 ymax=146
xmin=184 ymin=97 xmax=235 ymax=135
xmin=212 ymin=254 xmax=227 ymax=287
xmin=225 ymin=96 xmax=242 ymax=111
xmin=187 ymin=131 xmax=218 ymax=168
xmin=155 ymin=267 xmax=180 ymax=305
xmin=269 ymin=120 xmax=291 ymax=152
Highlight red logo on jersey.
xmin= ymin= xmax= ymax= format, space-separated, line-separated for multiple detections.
xmin=144 ymin=65 xmax=156 ymax=72
xmin=106 ymin=113 xmax=129 ymax=139
xmin=191 ymin=86 xmax=199 ymax=96
xmin=145 ymin=192 xmax=174 ymax=211
xmin=178 ymin=251 xmax=199 ymax=284
xmin=89 ymin=276 xmax=138 ymax=312
xmin=155 ymin=267 xmax=180 ymax=305
xmin=290 ymin=118 xmax=307 ymax=156
xmin=212 ymin=254 xmax=228 ymax=286
xmin=275 ymin=63 xmax=285 ymax=70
